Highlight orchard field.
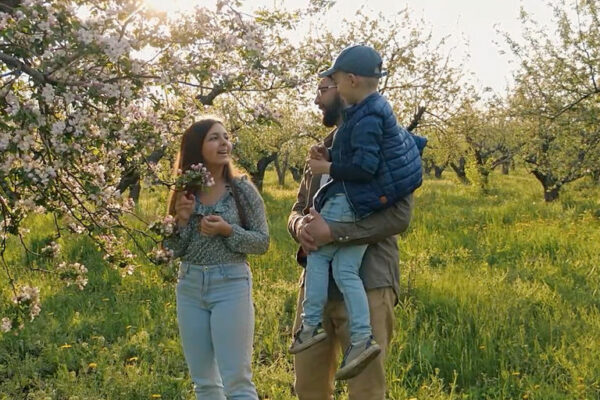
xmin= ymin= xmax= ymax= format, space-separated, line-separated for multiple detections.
xmin=1 ymin=171 xmax=599 ymax=400
xmin=2 ymin=0 xmax=600 ymax=398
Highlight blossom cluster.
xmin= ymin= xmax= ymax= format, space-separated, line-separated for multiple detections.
xmin=148 ymin=215 xmax=177 ymax=238
xmin=40 ymin=241 xmax=61 ymax=258
xmin=175 ymin=163 xmax=215 ymax=193
xmin=12 ymin=286 xmax=41 ymax=319
xmin=1 ymin=317 xmax=11 ymax=333
xmin=151 ymin=247 xmax=175 ymax=265
xmin=97 ymin=234 xmax=137 ymax=277
xmin=57 ymin=262 xmax=89 ymax=290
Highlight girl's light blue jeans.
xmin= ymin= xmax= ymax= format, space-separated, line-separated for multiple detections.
xmin=176 ymin=261 xmax=258 ymax=400
xmin=304 ymin=193 xmax=371 ymax=344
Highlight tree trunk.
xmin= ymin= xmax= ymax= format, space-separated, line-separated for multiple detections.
xmin=422 ymin=159 xmax=433 ymax=176
xmin=450 ymin=157 xmax=469 ymax=184
xmin=129 ymin=181 xmax=141 ymax=203
xmin=117 ymin=148 xmax=166 ymax=203
xmin=289 ymin=166 xmax=303 ymax=183
xmin=117 ymin=168 xmax=140 ymax=201
xmin=433 ymin=166 xmax=444 ymax=179
xmin=531 ymin=169 xmax=561 ymax=202
xmin=274 ymin=153 xmax=289 ymax=186
xmin=501 ymin=162 xmax=510 ymax=175
xmin=591 ymin=169 xmax=600 ymax=184
xmin=250 ymin=153 xmax=277 ymax=192
xmin=543 ymin=187 xmax=560 ymax=202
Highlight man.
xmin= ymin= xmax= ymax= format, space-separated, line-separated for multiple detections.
xmin=287 ymin=75 xmax=415 ymax=400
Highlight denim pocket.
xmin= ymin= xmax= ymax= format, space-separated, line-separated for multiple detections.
xmin=177 ymin=263 xmax=188 ymax=280
xmin=221 ymin=263 xmax=251 ymax=280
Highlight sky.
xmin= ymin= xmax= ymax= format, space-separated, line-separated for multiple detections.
xmin=143 ymin=0 xmax=556 ymax=94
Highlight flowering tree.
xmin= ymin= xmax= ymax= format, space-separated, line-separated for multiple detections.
xmin=301 ymin=8 xmax=471 ymax=184
xmin=0 ymin=0 xmax=325 ymax=332
xmin=503 ymin=0 xmax=600 ymax=201
xmin=216 ymin=90 xmax=326 ymax=190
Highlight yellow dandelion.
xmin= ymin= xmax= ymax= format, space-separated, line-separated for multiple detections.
xmin=60 ymin=344 xmax=72 ymax=349
xmin=479 ymin=345 xmax=486 ymax=350
xmin=151 ymin=395 xmax=162 ymax=399
xmin=88 ymin=362 xmax=97 ymax=369
xmin=512 ymin=371 xmax=520 ymax=376
xmin=126 ymin=325 xmax=133 ymax=330
xmin=127 ymin=356 xmax=138 ymax=362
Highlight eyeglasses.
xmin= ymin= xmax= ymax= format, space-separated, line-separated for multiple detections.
xmin=317 ymin=85 xmax=337 ymax=96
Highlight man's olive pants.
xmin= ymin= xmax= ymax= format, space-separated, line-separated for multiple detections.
xmin=293 ymin=282 xmax=396 ymax=400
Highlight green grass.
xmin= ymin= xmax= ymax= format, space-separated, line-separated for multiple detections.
xmin=1 ymin=170 xmax=599 ymax=399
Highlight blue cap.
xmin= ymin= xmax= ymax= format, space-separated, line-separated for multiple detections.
xmin=319 ymin=44 xmax=387 ymax=78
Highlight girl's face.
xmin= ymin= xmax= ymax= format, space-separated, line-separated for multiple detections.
xmin=201 ymin=123 xmax=233 ymax=167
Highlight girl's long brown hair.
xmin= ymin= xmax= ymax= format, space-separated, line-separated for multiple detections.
xmin=167 ymin=119 xmax=247 ymax=227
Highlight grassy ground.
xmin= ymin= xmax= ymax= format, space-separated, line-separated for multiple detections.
xmin=1 ymin=170 xmax=599 ymax=399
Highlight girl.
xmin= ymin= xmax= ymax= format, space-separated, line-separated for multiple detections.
xmin=164 ymin=118 xmax=269 ymax=399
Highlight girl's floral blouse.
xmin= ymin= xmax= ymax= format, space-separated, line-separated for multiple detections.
xmin=164 ymin=176 xmax=269 ymax=265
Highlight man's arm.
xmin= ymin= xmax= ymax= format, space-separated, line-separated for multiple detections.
xmin=287 ymin=164 xmax=310 ymax=242
xmin=305 ymin=194 xmax=414 ymax=247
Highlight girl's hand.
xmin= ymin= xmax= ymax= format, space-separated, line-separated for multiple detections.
xmin=175 ymin=191 xmax=195 ymax=227
xmin=199 ymin=215 xmax=233 ymax=237
xmin=308 ymin=158 xmax=331 ymax=175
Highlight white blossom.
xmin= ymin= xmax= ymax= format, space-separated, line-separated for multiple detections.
xmin=0 ymin=317 xmax=11 ymax=333
xmin=51 ymin=121 xmax=66 ymax=135
xmin=41 ymin=84 xmax=55 ymax=103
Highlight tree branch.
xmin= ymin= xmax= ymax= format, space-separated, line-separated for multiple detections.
xmin=0 ymin=51 xmax=55 ymax=85
xmin=406 ymin=106 xmax=426 ymax=131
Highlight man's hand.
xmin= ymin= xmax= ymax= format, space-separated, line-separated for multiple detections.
xmin=299 ymin=208 xmax=333 ymax=252
xmin=308 ymin=158 xmax=331 ymax=175
xmin=297 ymin=213 xmax=317 ymax=253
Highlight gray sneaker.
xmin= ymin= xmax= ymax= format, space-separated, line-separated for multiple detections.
xmin=335 ymin=336 xmax=381 ymax=380
xmin=289 ymin=323 xmax=327 ymax=354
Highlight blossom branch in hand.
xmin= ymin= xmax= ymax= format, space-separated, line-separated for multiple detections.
xmin=175 ymin=163 xmax=215 ymax=195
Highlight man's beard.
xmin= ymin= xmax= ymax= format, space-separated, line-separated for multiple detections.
xmin=322 ymin=95 xmax=343 ymax=127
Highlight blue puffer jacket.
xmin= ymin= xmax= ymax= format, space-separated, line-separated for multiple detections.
xmin=314 ymin=92 xmax=424 ymax=218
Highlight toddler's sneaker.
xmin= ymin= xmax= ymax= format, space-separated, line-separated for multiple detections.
xmin=289 ymin=323 xmax=327 ymax=354
xmin=335 ymin=336 xmax=381 ymax=380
